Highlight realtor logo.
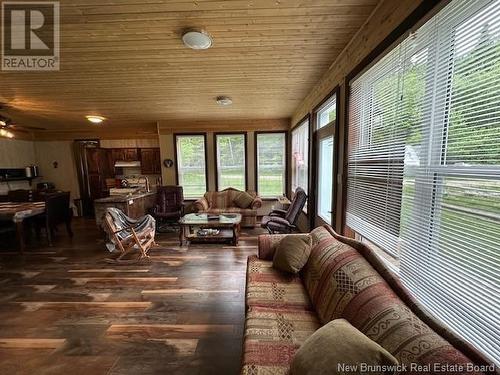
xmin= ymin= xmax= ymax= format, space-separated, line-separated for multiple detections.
xmin=1 ymin=1 xmax=59 ymax=71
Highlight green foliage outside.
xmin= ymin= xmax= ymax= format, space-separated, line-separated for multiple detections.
xmin=369 ymin=22 xmax=500 ymax=259
xmin=217 ymin=135 xmax=246 ymax=190
xmin=177 ymin=136 xmax=207 ymax=198
xmin=257 ymin=133 xmax=286 ymax=197
xmin=177 ymin=134 xmax=286 ymax=197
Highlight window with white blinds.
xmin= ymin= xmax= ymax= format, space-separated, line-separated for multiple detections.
xmin=346 ymin=0 xmax=500 ymax=365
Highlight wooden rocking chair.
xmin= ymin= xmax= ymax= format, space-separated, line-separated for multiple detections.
xmin=102 ymin=208 xmax=157 ymax=263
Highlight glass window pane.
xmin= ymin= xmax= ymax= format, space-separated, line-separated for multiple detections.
xmin=318 ymin=136 xmax=334 ymax=223
xmin=292 ymin=120 xmax=309 ymax=213
xmin=291 ymin=120 xmax=309 ymax=195
xmin=347 ymin=0 xmax=500 ymax=364
xmin=257 ymin=133 xmax=286 ymax=198
xmin=176 ymin=135 xmax=207 ymax=198
xmin=317 ymin=98 xmax=336 ymax=129
xmin=216 ymin=134 xmax=246 ymax=191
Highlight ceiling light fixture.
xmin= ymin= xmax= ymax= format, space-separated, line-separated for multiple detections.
xmin=216 ymin=96 xmax=233 ymax=106
xmin=0 ymin=115 xmax=9 ymax=127
xmin=86 ymin=115 xmax=106 ymax=124
xmin=182 ymin=29 xmax=213 ymax=50
xmin=0 ymin=129 xmax=14 ymax=138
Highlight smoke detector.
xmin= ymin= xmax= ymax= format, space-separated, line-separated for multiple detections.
xmin=182 ymin=29 xmax=213 ymax=50
xmin=216 ymin=96 xmax=233 ymax=106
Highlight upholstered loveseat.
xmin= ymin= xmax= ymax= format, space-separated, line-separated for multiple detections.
xmin=193 ymin=188 xmax=262 ymax=227
xmin=242 ymin=225 xmax=494 ymax=374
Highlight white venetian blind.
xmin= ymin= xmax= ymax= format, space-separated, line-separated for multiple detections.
xmin=347 ymin=0 xmax=500 ymax=365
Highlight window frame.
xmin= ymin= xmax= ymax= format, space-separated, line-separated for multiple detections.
xmin=254 ymin=130 xmax=288 ymax=199
xmin=290 ymin=115 xmax=311 ymax=214
xmin=173 ymin=133 xmax=209 ymax=199
xmin=315 ymin=94 xmax=338 ymax=131
xmin=214 ymin=132 xmax=248 ymax=192
xmin=312 ymin=88 xmax=339 ymax=226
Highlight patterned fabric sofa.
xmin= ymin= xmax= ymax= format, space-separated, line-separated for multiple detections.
xmin=193 ymin=188 xmax=262 ymax=228
xmin=242 ymin=225 xmax=494 ymax=374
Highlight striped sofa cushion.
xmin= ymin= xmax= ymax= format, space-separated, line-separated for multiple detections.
xmin=301 ymin=235 xmax=482 ymax=372
xmin=309 ymin=225 xmax=333 ymax=244
xmin=241 ymin=307 xmax=320 ymax=375
xmin=246 ymin=255 xmax=313 ymax=311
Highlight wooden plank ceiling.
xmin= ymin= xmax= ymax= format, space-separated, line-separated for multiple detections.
xmin=0 ymin=0 xmax=379 ymax=135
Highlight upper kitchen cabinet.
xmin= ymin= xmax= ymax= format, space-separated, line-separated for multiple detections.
xmin=123 ymin=148 xmax=138 ymax=161
xmin=140 ymin=148 xmax=161 ymax=174
xmin=109 ymin=148 xmax=137 ymax=162
xmin=111 ymin=148 xmax=124 ymax=162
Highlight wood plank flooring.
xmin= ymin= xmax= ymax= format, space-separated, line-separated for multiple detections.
xmin=0 ymin=218 xmax=263 ymax=374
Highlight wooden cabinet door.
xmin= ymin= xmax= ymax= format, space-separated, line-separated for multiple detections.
xmin=106 ymin=149 xmax=115 ymax=175
xmin=153 ymin=148 xmax=161 ymax=174
xmin=111 ymin=149 xmax=125 ymax=162
xmin=88 ymin=174 xmax=104 ymax=199
xmin=86 ymin=148 xmax=101 ymax=174
xmin=140 ymin=149 xmax=155 ymax=174
xmin=123 ymin=148 xmax=138 ymax=161
xmin=140 ymin=148 xmax=161 ymax=174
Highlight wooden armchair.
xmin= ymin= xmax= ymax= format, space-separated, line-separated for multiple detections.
xmin=102 ymin=208 xmax=157 ymax=262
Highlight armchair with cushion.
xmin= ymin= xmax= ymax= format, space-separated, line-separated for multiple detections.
xmin=193 ymin=188 xmax=262 ymax=227
xmin=149 ymin=186 xmax=184 ymax=230
xmin=261 ymin=187 xmax=307 ymax=233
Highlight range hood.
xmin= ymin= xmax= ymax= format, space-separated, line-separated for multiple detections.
xmin=114 ymin=161 xmax=141 ymax=168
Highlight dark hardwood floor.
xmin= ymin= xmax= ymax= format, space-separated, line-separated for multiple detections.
xmin=0 ymin=218 xmax=263 ymax=374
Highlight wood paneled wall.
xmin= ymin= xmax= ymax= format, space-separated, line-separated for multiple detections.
xmin=289 ymin=0 xmax=443 ymax=233
xmin=33 ymin=128 xmax=158 ymax=141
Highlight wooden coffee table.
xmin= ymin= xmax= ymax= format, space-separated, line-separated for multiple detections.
xmin=178 ymin=213 xmax=242 ymax=246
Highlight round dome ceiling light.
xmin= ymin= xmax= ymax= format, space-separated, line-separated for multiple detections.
xmin=182 ymin=29 xmax=213 ymax=50
xmin=86 ymin=115 xmax=106 ymax=124
xmin=216 ymin=96 xmax=233 ymax=106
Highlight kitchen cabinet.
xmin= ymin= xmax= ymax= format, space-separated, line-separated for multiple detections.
xmin=88 ymin=174 xmax=106 ymax=200
xmin=86 ymin=148 xmax=101 ymax=174
xmin=94 ymin=192 xmax=157 ymax=226
xmin=86 ymin=148 xmax=112 ymax=200
xmin=106 ymin=150 xmax=115 ymax=175
xmin=123 ymin=148 xmax=138 ymax=161
xmin=140 ymin=148 xmax=161 ymax=174
xmin=110 ymin=148 xmax=138 ymax=162
xmin=86 ymin=148 xmax=110 ymax=175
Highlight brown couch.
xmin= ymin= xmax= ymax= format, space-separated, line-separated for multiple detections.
xmin=241 ymin=225 xmax=495 ymax=374
xmin=193 ymin=188 xmax=262 ymax=228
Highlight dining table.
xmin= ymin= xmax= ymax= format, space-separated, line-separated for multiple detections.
xmin=0 ymin=201 xmax=50 ymax=253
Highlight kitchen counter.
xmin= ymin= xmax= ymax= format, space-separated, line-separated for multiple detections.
xmin=94 ymin=191 xmax=156 ymax=203
xmin=94 ymin=191 xmax=157 ymax=226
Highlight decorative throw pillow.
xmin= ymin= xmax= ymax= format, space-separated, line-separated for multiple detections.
xmin=233 ymin=191 xmax=254 ymax=208
xmin=273 ymin=234 xmax=312 ymax=274
xmin=291 ymin=319 xmax=399 ymax=375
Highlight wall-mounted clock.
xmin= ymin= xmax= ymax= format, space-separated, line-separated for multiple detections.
xmin=163 ymin=159 xmax=174 ymax=168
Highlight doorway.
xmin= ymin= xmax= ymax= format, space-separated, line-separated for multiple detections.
xmin=312 ymin=92 xmax=338 ymax=227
